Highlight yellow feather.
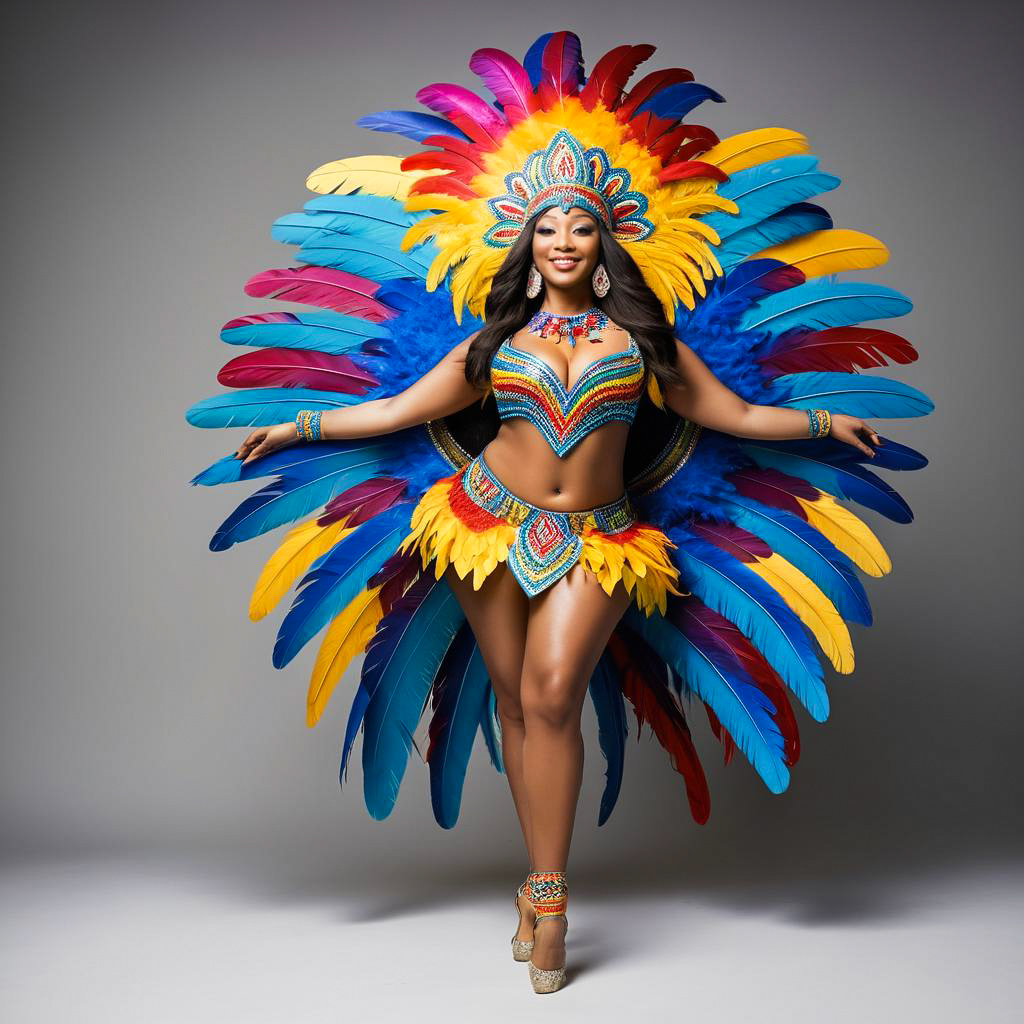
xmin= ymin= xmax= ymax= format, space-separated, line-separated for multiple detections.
xmin=796 ymin=494 xmax=891 ymax=576
xmin=746 ymin=553 xmax=855 ymax=673
xmin=753 ymin=228 xmax=890 ymax=278
xmin=701 ymin=127 xmax=811 ymax=175
xmin=306 ymin=155 xmax=429 ymax=199
xmin=249 ymin=519 xmax=355 ymax=621
xmin=307 ymin=586 xmax=386 ymax=727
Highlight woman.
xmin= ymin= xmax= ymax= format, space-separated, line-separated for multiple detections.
xmin=190 ymin=30 xmax=929 ymax=996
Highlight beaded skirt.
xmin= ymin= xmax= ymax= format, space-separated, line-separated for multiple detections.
xmin=399 ymin=452 xmax=684 ymax=615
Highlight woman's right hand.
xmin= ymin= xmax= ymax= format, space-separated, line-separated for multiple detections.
xmin=235 ymin=422 xmax=300 ymax=466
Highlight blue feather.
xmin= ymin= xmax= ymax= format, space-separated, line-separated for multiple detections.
xmin=209 ymin=443 xmax=398 ymax=549
xmin=740 ymin=276 xmax=913 ymax=334
xmin=185 ymin=387 xmax=361 ymax=429
xmin=669 ymin=530 xmax=829 ymax=721
xmin=522 ymin=34 xmax=554 ymax=87
xmin=220 ymin=312 xmax=391 ymax=355
xmin=588 ymin=651 xmax=629 ymax=826
xmin=361 ymin=576 xmax=467 ymax=819
xmin=479 ymin=685 xmax=504 ymax=773
xmin=625 ymin=607 xmax=790 ymax=793
xmin=273 ymin=502 xmax=415 ymax=667
xmin=297 ymin=236 xmax=431 ymax=280
xmin=717 ymin=203 xmax=834 ymax=272
xmin=702 ymin=156 xmax=840 ymax=239
xmin=723 ymin=496 xmax=871 ymax=625
xmin=340 ymin=684 xmax=371 ymax=785
xmin=689 ymin=258 xmax=799 ymax=330
xmin=739 ymin=442 xmax=914 ymax=523
xmin=637 ymin=82 xmax=724 ymax=120
xmin=355 ymin=110 xmax=472 ymax=143
xmin=761 ymin=370 xmax=935 ymax=418
xmin=428 ymin=625 xmax=491 ymax=828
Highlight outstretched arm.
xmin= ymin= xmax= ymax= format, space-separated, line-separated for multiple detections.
xmin=236 ymin=334 xmax=485 ymax=465
xmin=662 ymin=338 xmax=882 ymax=457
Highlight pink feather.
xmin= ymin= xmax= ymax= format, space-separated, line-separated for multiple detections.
xmin=216 ymin=347 xmax=379 ymax=394
xmin=416 ymin=83 xmax=508 ymax=148
xmin=243 ymin=267 xmax=395 ymax=321
xmin=468 ymin=48 xmax=535 ymax=123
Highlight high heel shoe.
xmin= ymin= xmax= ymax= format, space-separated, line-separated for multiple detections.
xmin=511 ymin=879 xmax=535 ymax=962
xmin=524 ymin=870 xmax=568 ymax=994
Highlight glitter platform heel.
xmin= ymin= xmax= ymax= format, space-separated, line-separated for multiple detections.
xmin=524 ymin=870 xmax=568 ymax=994
xmin=511 ymin=879 xmax=535 ymax=962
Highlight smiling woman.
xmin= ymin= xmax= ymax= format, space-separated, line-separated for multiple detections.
xmin=189 ymin=28 xmax=932 ymax=997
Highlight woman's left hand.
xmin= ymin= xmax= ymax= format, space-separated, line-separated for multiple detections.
xmin=828 ymin=413 xmax=883 ymax=457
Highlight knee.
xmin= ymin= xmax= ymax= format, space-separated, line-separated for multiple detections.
xmin=521 ymin=667 xmax=581 ymax=731
xmin=490 ymin=670 xmax=525 ymax=728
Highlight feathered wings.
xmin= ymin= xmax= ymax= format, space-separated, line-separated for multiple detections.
xmin=186 ymin=30 xmax=932 ymax=829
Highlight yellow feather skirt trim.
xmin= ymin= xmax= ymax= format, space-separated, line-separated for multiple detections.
xmin=399 ymin=476 xmax=686 ymax=617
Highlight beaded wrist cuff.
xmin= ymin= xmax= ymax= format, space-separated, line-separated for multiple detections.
xmin=294 ymin=409 xmax=323 ymax=442
xmin=806 ymin=408 xmax=831 ymax=438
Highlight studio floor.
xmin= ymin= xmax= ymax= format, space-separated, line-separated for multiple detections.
xmin=1 ymin=853 xmax=1019 ymax=1023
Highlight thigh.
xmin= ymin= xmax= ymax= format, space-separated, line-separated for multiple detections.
xmin=444 ymin=563 xmax=530 ymax=712
xmin=521 ymin=565 xmax=633 ymax=719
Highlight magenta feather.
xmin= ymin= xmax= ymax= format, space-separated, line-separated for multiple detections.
xmin=244 ymin=267 xmax=395 ymax=321
xmin=319 ymin=477 xmax=410 ymax=528
xmin=727 ymin=467 xmax=820 ymax=519
xmin=468 ymin=48 xmax=534 ymax=123
xmin=690 ymin=520 xmax=773 ymax=563
xmin=415 ymin=84 xmax=508 ymax=147
xmin=216 ymin=347 xmax=378 ymax=394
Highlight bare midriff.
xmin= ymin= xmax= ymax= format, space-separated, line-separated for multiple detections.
xmin=479 ymin=419 xmax=631 ymax=511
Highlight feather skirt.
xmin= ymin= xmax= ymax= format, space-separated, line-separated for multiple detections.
xmin=399 ymin=454 xmax=684 ymax=615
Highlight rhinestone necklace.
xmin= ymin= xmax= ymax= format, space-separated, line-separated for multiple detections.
xmin=526 ymin=307 xmax=609 ymax=348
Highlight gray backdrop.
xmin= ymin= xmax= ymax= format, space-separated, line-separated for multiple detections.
xmin=3 ymin=0 xmax=1021 ymax=898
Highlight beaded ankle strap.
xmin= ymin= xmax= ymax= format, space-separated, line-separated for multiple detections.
xmin=525 ymin=870 xmax=568 ymax=919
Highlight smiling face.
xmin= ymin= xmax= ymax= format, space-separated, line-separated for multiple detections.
xmin=531 ymin=206 xmax=602 ymax=292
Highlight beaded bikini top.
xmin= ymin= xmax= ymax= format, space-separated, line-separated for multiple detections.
xmin=489 ymin=335 xmax=646 ymax=457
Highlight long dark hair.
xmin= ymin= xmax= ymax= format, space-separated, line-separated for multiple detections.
xmin=463 ymin=210 xmax=686 ymax=393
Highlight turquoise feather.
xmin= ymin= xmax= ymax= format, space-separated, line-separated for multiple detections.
xmin=702 ymin=156 xmax=840 ymax=239
xmin=185 ymin=387 xmax=361 ymax=429
xmin=762 ymin=370 xmax=935 ymax=417
xmin=740 ymin=276 xmax=913 ymax=334
xmin=220 ymin=312 xmax=391 ymax=355
xmin=361 ymin=579 xmax=467 ymax=820
xmin=718 ymin=203 xmax=833 ymax=272
xmin=297 ymin=237 xmax=431 ymax=281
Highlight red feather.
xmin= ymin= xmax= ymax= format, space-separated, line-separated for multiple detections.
xmin=243 ymin=267 xmax=395 ymax=321
xmin=367 ymin=546 xmax=423 ymax=612
xmin=658 ymin=160 xmax=729 ymax=185
xmin=649 ymin=123 xmax=718 ymax=162
xmin=216 ymin=347 xmax=378 ymax=394
xmin=758 ymin=327 xmax=920 ymax=376
xmin=420 ymin=135 xmax=490 ymax=173
xmin=540 ymin=30 xmax=583 ymax=100
xmin=607 ymin=630 xmax=711 ymax=825
xmin=703 ymin=703 xmax=737 ymax=764
xmin=617 ymin=68 xmax=695 ymax=122
xmin=408 ymin=174 xmax=478 ymax=200
xmin=400 ymin=150 xmax=479 ymax=182
xmin=579 ymin=44 xmax=656 ymax=111
xmin=320 ymin=477 xmax=410 ymax=529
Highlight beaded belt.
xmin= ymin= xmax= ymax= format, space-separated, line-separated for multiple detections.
xmin=459 ymin=454 xmax=636 ymax=597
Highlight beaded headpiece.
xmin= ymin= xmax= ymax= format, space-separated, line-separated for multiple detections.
xmin=484 ymin=129 xmax=654 ymax=246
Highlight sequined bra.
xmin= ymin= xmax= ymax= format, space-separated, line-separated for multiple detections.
xmin=489 ymin=334 xmax=646 ymax=457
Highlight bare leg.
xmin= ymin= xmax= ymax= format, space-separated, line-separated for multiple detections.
xmin=443 ymin=564 xmax=533 ymax=866
xmin=519 ymin=564 xmax=633 ymax=969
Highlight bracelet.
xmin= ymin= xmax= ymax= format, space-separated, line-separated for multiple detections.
xmin=294 ymin=410 xmax=323 ymax=442
xmin=805 ymin=408 xmax=831 ymax=438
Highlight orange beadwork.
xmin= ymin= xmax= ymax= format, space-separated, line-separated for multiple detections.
xmin=399 ymin=455 xmax=685 ymax=615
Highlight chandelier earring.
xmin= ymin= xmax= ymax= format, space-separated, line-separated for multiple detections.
xmin=592 ymin=263 xmax=610 ymax=298
xmin=526 ymin=264 xmax=543 ymax=299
